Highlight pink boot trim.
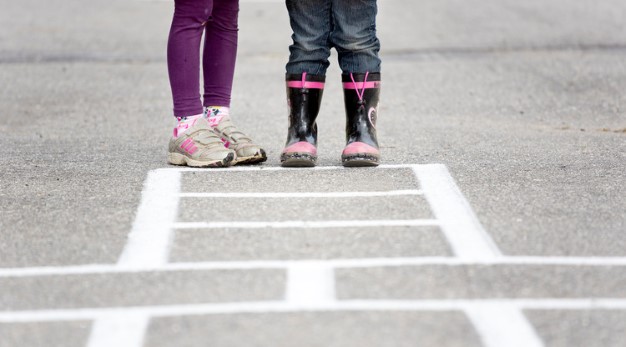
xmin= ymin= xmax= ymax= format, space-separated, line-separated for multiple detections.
xmin=282 ymin=141 xmax=317 ymax=155
xmin=342 ymin=142 xmax=379 ymax=156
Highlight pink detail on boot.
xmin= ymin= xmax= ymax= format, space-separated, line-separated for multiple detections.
xmin=287 ymin=81 xmax=325 ymax=89
xmin=287 ymin=72 xmax=324 ymax=89
xmin=342 ymin=81 xmax=381 ymax=89
xmin=342 ymin=142 xmax=379 ymax=156
xmin=282 ymin=141 xmax=317 ymax=155
xmin=368 ymin=106 xmax=378 ymax=129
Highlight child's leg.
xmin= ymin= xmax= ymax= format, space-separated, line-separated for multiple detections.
xmin=168 ymin=0 xmax=214 ymax=117
xmin=330 ymin=0 xmax=381 ymax=74
xmin=166 ymin=0 xmax=237 ymax=168
xmin=285 ymin=0 xmax=332 ymax=76
xmin=201 ymin=0 xmax=266 ymax=165
xmin=340 ymin=71 xmax=381 ymax=166
xmin=331 ymin=0 xmax=381 ymax=166
xmin=281 ymin=0 xmax=332 ymax=167
xmin=202 ymin=0 xmax=239 ymax=108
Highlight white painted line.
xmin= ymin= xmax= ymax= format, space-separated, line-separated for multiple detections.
xmin=179 ymin=189 xmax=423 ymax=198
xmin=286 ymin=263 xmax=336 ymax=307
xmin=173 ymin=166 xmax=348 ymax=172
xmin=465 ymin=304 xmax=544 ymax=347
xmin=3 ymin=256 xmax=626 ymax=277
xmin=87 ymin=314 xmax=150 ymax=347
xmin=3 ymin=299 xmax=626 ymax=323
xmin=117 ymin=170 xmax=181 ymax=268
xmin=338 ymin=299 xmax=626 ymax=311
xmin=412 ymin=165 xmax=537 ymax=345
xmin=173 ymin=219 xmax=439 ymax=229
xmin=412 ymin=164 xmax=502 ymax=260
xmin=165 ymin=164 xmax=414 ymax=173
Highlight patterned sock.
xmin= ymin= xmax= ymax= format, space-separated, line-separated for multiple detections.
xmin=173 ymin=113 xmax=203 ymax=137
xmin=204 ymin=106 xmax=229 ymax=127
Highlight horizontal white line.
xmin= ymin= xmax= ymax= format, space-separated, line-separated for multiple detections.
xmin=3 ymin=299 xmax=626 ymax=322
xmin=2 ymin=256 xmax=626 ymax=277
xmin=179 ymin=190 xmax=423 ymax=199
xmin=160 ymin=164 xmax=416 ymax=173
xmin=173 ymin=219 xmax=439 ymax=229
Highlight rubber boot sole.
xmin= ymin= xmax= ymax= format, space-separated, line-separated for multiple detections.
xmin=281 ymin=152 xmax=317 ymax=167
xmin=341 ymin=153 xmax=380 ymax=167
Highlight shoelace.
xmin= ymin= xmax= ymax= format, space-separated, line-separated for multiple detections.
xmin=350 ymin=71 xmax=369 ymax=103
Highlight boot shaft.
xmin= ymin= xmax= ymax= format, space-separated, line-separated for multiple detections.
xmin=285 ymin=73 xmax=325 ymax=147
xmin=342 ymin=72 xmax=381 ymax=148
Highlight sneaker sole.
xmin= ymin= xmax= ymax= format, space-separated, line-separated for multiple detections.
xmin=281 ymin=152 xmax=317 ymax=167
xmin=168 ymin=152 xmax=235 ymax=168
xmin=342 ymin=153 xmax=380 ymax=167
xmin=234 ymin=149 xmax=268 ymax=165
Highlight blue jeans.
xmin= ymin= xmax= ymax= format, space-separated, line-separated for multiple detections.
xmin=285 ymin=0 xmax=381 ymax=76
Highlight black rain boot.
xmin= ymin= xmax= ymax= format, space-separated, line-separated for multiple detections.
xmin=341 ymin=72 xmax=381 ymax=167
xmin=281 ymin=73 xmax=325 ymax=167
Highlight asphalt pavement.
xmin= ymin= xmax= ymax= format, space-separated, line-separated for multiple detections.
xmin=0 ymin=0 xmax=625 ymax=346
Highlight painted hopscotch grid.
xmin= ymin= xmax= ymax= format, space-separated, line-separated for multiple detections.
xmin=1 ymin=164 xmax=626 ymax=347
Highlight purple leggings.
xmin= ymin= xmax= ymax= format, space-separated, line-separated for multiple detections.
xmin=167 ymin=0 xmax=239 ymax=117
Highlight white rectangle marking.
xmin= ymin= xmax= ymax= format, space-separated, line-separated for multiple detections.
xmin=87 ymin=314 xmax=150 ymax=347
xmin=173 ymin=219 xmax=439 ymax=229
xmin=413 ymin=164 xmax=502 ymax=260
xmin=9 ymin=163 xmax=608 ymax=347
xmin=466 ymin=305 xmax=544 ymax=347
xmin=286 ymin=263 xmax=336 ymax=307
xmin=3 ymin=256 xmax=626 ymax=277
xmin=3 ymin=299 xmax=626 ymax=323
xmin=179 ymin=189 xmax=423 ymax=198
xmin=117 ymin=169 xmax=181 ymax=268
